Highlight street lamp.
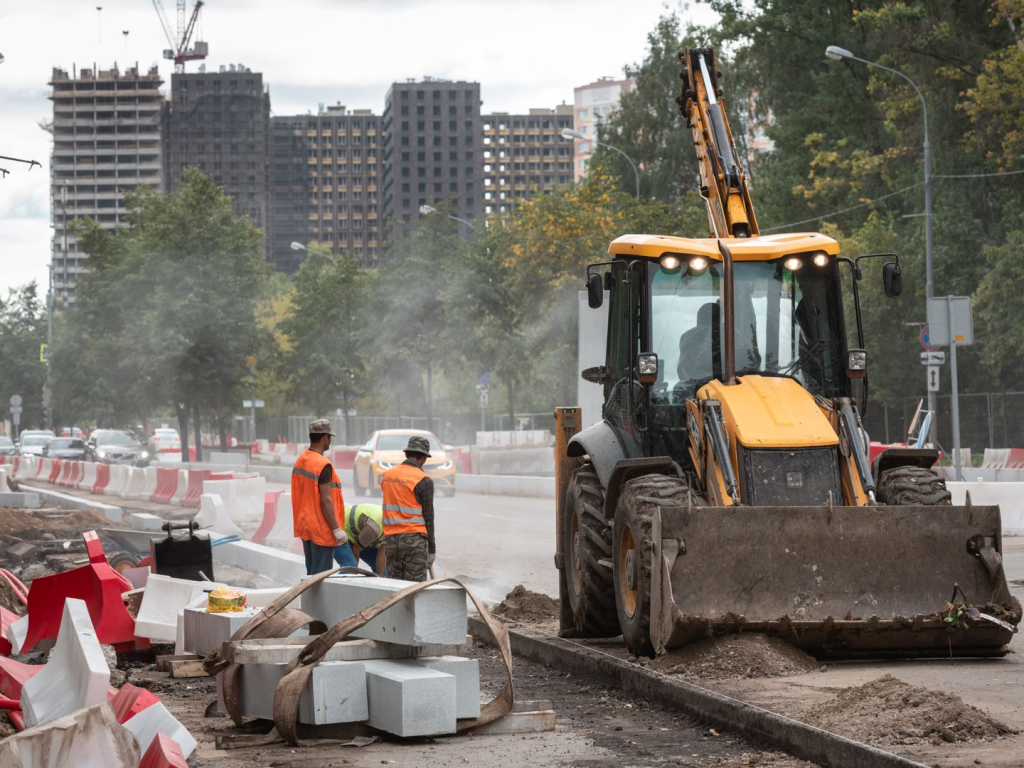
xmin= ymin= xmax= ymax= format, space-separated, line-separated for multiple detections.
xmin=290 ymin=241 xmax=336 ymax=265
xmin=418 ymin=204 xmax=474 ymax=229
xmin=826 ymin=44 xmax=938 ymax=445
xmin=560 ymin=127 xmax=640 ymax=199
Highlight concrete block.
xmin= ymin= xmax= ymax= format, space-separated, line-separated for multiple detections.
xmin=77 ymin=462 xmax=97 ymax=491
xmin=413 ymin=656 xmax=480 ymax=718
xmin=170 ymin=470 xmax=188 ymax=505
xmin=224 ymin=635 xmax=472 ymax=665
xmin=139 ymin=467 xmax=159 ymax=500
xmin=301 ymin=576 xmax=467 ymax=645
xmin=135 ymin=574 xmax=219 ymax=643
xmin=129 ymin=512 xmax=165 ymax=531
xmin=194 ymin=493 xmax=242 ymax=536
xmin=364 ymin=658 xmax=457 ymax=737
xmin=266 ymin=491 xmax=299 ymax=549
xmin=183 ymin=606 xmax=260 ymax=656
xmin=174 ymin=587 xmax=290 ymax=655
xmin=7 ymin=541 xmax=37 ymax=560
xmin=234 ymin=660 xmax=368 ymax=724
xmin=121 ymin=467 xmax=147 ymax=500
xmin=0 ymin=702 xmax=140 ymax=768
xmin=0 ymin=492 xmax=41 ymax=509
xmin=21 ymin=598 xmax=111 ymax=727
xmin=212 ymin=540 xmax=306 ymax=585
xmin=122 ymin=700 xmax=197 ymax=760
xmin=7 ymin=614 xmax=27 ymax=654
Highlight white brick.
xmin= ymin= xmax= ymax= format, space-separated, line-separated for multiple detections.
xmin=21 ymin=598 xmax=110 ymax=728
xmin=301 ymin=576 xmax=467 ymax=645
xmin=122 ymin=701 xmax=196 ymax=760
xmin=128 ymin=512 xmax=164 ymax=531
xmin=364 ymin=659 xmax=457 ymax=737
xmin=233 ymin=661 xmax=368 ymax=724
xmin=412 ymin=656 xmax=480 ymax=719
xmin=136 ymin=574 xmax=219 ymax=643
xmin=212 ymin=540 xmax=306 ymax=585
xmin=183 ymin=607 xmax=260 ymax=656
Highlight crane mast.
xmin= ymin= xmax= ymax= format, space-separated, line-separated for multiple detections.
xmin=677 ymin=47 xmax=759 ymax=239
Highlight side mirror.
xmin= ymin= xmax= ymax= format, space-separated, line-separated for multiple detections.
xmin=882 ymin=262 xmax=902 ymax=298
xmin=586 ymin=272 xmax=603 ymax=309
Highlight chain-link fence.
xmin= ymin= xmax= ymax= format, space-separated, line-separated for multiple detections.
xmin=862 ymin=392 xmax=1024 ymax=451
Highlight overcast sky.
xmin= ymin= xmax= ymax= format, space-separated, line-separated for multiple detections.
xmin=0 ymin=0 xmax=714 ymax=295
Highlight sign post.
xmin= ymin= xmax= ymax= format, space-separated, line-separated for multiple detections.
xmin=920 ymin=326 xmax=940 ymax=448
xmin=242 ymin=399 xmax=265 ymax=445
xmin=9 ymin=395 xmax=22 ymax=441
xmin=475 ymin=372 xmax=491 ymax=433
xmin=927 ymin=297 xmax=974 ymax=481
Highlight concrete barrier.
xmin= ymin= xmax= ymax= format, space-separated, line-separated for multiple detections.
xmin=194 ymin=493 xmax=241 ymax=537
xmin=121 ymin=467 xmax=147 ymax=500
xmin=78 ymin=462 xmax=98 ymax=492
xmin=948 ymin=481 xmax=1024 ymax=534
xmin=170 ymin=469 xmax=188 ymax=505
xmin=139 ymin=467 xmax=159 ymax=500
xmin=20 ymin=485 xmax=122 ymax=523
xmin=456 ymin=473 xmax=555 ymax=499
xmin=265 ymin=492 xmax=299 ymax=550
xmin=213 ymin=540 xmax=306 ymax=585
xmin=252 ymin=490 xmax=284 ymax=545
xmin=938 ymin=466 xmax=1024 ymax=483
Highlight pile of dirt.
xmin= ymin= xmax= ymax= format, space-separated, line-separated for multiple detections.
xmin=805 ymin=674 xmax=1015 ymax=746
xmin=0 ymin=508 xmax=111 ymax=535
xmin=648 ymin=633 xmax=820 ymax=681
xmin=491 ymin=585 xmax=559 ymax=623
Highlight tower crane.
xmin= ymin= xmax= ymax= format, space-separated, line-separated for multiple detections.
xmin=151 ymin=0 xmax=208 ymax=73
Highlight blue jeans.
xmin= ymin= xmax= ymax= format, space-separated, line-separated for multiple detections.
xmin=302 ymin=539 xmax=335 ymax=575
xmin=333 ymin=543 xmax=383 ymax=574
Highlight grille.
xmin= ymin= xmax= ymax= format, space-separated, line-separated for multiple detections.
xmin=740 ymin=446 xmax=841 ymax=506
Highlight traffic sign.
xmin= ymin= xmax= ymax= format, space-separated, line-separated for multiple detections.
xmin=927 ymin=366 xmax=940 ymax=392
xmin=920 ymin=351 xmax=945 ymax=365
xmin=927 ymin=296 xmax=974 ymax=346
xmin=242 ymin=400 xmax=265 ymax=409
xmin=920 ymin=326 xmax=940 ymax=352
xmin=39 ymin=343 xmax=50 ymax=362
xmin=9 ymin=394 xmax=22 ymax=407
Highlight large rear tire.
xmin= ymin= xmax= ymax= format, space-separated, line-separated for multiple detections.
xmin=564 ymin=465 xmax=619 ymax=637
xmin=614 ymin=473 xmax=698 ymax=658
xmin=877 ymin=466 xmax=951 ymax=506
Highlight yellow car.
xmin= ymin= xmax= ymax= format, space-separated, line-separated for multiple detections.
xmin=353 ymin=429 xmax=457 ymax=498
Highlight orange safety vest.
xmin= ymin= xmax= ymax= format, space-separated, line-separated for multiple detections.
xmin=291 ymin=450 xmax=345 ymax=547
xmin=381 ymin=462 xmax=428 ymax=536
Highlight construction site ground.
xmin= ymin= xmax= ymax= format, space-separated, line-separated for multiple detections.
xmin=6 ymin=481 xmax=1024 ymax=766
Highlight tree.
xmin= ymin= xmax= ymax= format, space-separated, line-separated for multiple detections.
xmin=279 ymin=245 xmax=370 ymax=442
xmin=0 ymin=285 xmax=48 ymax=431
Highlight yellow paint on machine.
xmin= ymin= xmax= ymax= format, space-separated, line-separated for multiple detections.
xmin=700 ymin=375 xmax=839 ymax=449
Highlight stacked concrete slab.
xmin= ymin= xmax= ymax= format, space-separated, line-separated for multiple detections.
xmin=226 ymin=575 xmax=480 ymax=738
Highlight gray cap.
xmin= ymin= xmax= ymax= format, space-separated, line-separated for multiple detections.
xmin=404 ymin=435 xmax=432 ymax=457
xmin=357 ymin=515 xmax=383 ymax=548
xmin=309 ymin=418 xmax=335 ymax=436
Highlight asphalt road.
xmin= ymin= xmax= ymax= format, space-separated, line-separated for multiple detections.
xmin=265 ymin=478 xmax=559 ymax=603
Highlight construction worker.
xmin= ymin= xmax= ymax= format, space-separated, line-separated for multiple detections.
xmin=291 ymin=419 xmax=347 ymax=575
xmin=381 ymin=435 xmax=435 ymax=581
xmin=334 ymin=503 xmax=386 ymax=575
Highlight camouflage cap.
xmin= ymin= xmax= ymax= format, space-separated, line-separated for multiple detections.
xmin=404 ymin=435 xmax=432 ymax=457
xmin=309 ymin=418 xmax=336 ymax=436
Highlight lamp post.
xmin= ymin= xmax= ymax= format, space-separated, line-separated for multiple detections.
xmin=826 ymin=45 xmax=938 ymax=445
xmin=418 ymin=204 xmax=474 ymax=229
xmin=560 ymin=127 xmax=640 ymax=199
xmin=290 ymin=241 xmax=336 ymax=265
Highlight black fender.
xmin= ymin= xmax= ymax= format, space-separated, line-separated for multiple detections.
xmin=567 ymin=420 xmax=626 ymax=490
xmin=603 ymin=457 xmax=685 ymax=522
xmin=872 ymin=447 xmax=940 ymax=485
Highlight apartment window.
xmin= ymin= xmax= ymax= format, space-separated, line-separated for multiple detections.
xmin=417 ymin=105 xmax=425 ymax=115
xmin=417 ymin=90 xmax=424 ymax=100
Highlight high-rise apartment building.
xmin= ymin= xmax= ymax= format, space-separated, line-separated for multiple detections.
xmin=164 ymin=66 xmax=271 ymax=257
xmin=269 ymin=104 xmax=382 ymax=271
xmin=571 ymin=76 xmax=635 ymax=181
xmin=48 ymin=64 xmax=164 ymax=304
xmin=482 ymin=106 xmax=574 ymax=217
xmin=382 ymin=78 xmax=482 ymax=239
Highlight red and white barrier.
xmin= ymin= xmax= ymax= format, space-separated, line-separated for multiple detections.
xmin=47 ymin=460 xmax=62 ymax=485
xmin=151 ymin=468 xmax=178 ymax=504
xmin=180 ymin=469 xmax=209 ymax=509
xmin=139 ymin=467 xmax=159 ymax=500
xmin=170 ymin=470 xmax=188 ymax=505
xmin=266 ymin=492 xmax=300 ymax=550
xmin=252 ymin=490 xmax=284 ymax=545
xmin=92 ymin=463 xmax=111 ymax=495
xmin=77 ymin=462 xmax=98 ymax=491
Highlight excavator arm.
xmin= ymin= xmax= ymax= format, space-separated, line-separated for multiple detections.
xmin=677 ymin=47 xmax=759 ymax=238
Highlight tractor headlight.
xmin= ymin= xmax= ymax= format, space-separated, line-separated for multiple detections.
xmin=812 ymin=251 xmax=829 ymax=267
xmin=659 ymin=254 xmax=681 ymax=271
xmin=784 ymin=256 xmax=803 ymax=271
xmin=688 ymin=256 xmax=708 ymax=274
xmin=637 ymin=353 xmax=659 ymax=384
xmin=847 ymin=349 xmax=867 ymax=378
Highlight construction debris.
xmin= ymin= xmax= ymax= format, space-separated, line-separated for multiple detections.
xmin=648 ymin=633 xmax=821 ymax=681
xmin=0 ymin=702 xmax=140 ymax=767
xmin=491 ymin=585 xmax=559 ymax=623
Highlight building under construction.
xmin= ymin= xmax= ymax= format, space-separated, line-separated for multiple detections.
xmin=48 ymin=64 xmax=165 ymax=304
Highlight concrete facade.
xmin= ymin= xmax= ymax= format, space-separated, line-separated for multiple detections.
xmin=482 ymin=106 xmax=574 ymax=217
xmin=382 ymin=78 xmax=483 ymax=239
xmin=48 ymin=64 xmax=164 ymax=304
xmin=164 ymin=67 xmax=271 ymax=259
xmin=572 ymin=76 xmax=635 ymax=181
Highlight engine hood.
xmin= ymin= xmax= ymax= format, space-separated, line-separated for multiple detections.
xmin=700 ymin=375 xmax=838 ymax=449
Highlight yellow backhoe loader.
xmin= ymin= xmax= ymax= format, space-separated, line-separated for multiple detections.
xmin=553 ymin=47 xmax=1020 ymax=658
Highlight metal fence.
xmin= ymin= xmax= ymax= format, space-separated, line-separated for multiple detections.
xmin=862 ymin=392 xmax=1024 ymax=451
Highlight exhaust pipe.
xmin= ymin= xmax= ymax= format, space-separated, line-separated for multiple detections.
xmin=718 ymin=240 xmax=736 ymax=385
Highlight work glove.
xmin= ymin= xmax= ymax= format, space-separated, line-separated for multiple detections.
xmin=333 ymin=527 xmax=348 ymax=545
xmin=427 ymin=553 xmax=436 ymax=568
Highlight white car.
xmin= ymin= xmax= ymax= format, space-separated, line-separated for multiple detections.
xmin=149 ymin=428 xmax=182 ymax=454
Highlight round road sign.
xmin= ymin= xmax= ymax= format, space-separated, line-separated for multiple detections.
xmin=9 ymin=394 xmax=22 ymax=407
xmin=920 ymin=326 xmax=940 ymax=352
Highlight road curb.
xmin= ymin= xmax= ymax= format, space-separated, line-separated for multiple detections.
xmin=468 ymin=617 xmax=927 ymax=768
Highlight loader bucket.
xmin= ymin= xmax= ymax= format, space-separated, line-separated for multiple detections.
xmin=649 ymin=502 xmax=1020 ymax=658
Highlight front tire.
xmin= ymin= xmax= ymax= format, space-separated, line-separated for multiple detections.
xmin=564 ymin=465 xmax=618 ymax=637
xmin=877 ymin=466 xmax=951 ymax=505
xmin=613 ymin=473 xmax=698 ymax=658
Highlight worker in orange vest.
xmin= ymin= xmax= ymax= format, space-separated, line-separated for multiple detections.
xmin=291 ymin=418 xmax=347 ymax=574
xmin=381 ymin=435 xmax=436 ymax=581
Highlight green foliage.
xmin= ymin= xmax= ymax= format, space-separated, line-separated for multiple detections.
xmin=0 ymin=285 xmax=48 ymax=430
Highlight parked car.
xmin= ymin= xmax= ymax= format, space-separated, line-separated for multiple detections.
xmin=353 ymin=429 xmax=457 ymax=498
xmin=86 ymin=429 xmax=151 ymax=466
xmin=42 ymin=437 xmax=87 ymax=461
xmin=59 ymin=427 xmax=86 ymax=439
xmin=18 ymin=434 xmax=51 ymax=457
xmin=0 ymin=437 xmax=16 ymax=457
xmin=148 ymin=428 xmax=182 ymax=454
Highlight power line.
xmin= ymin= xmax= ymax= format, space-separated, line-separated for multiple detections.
xmin=762 ymin=167 xmax=1024 ymax=232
